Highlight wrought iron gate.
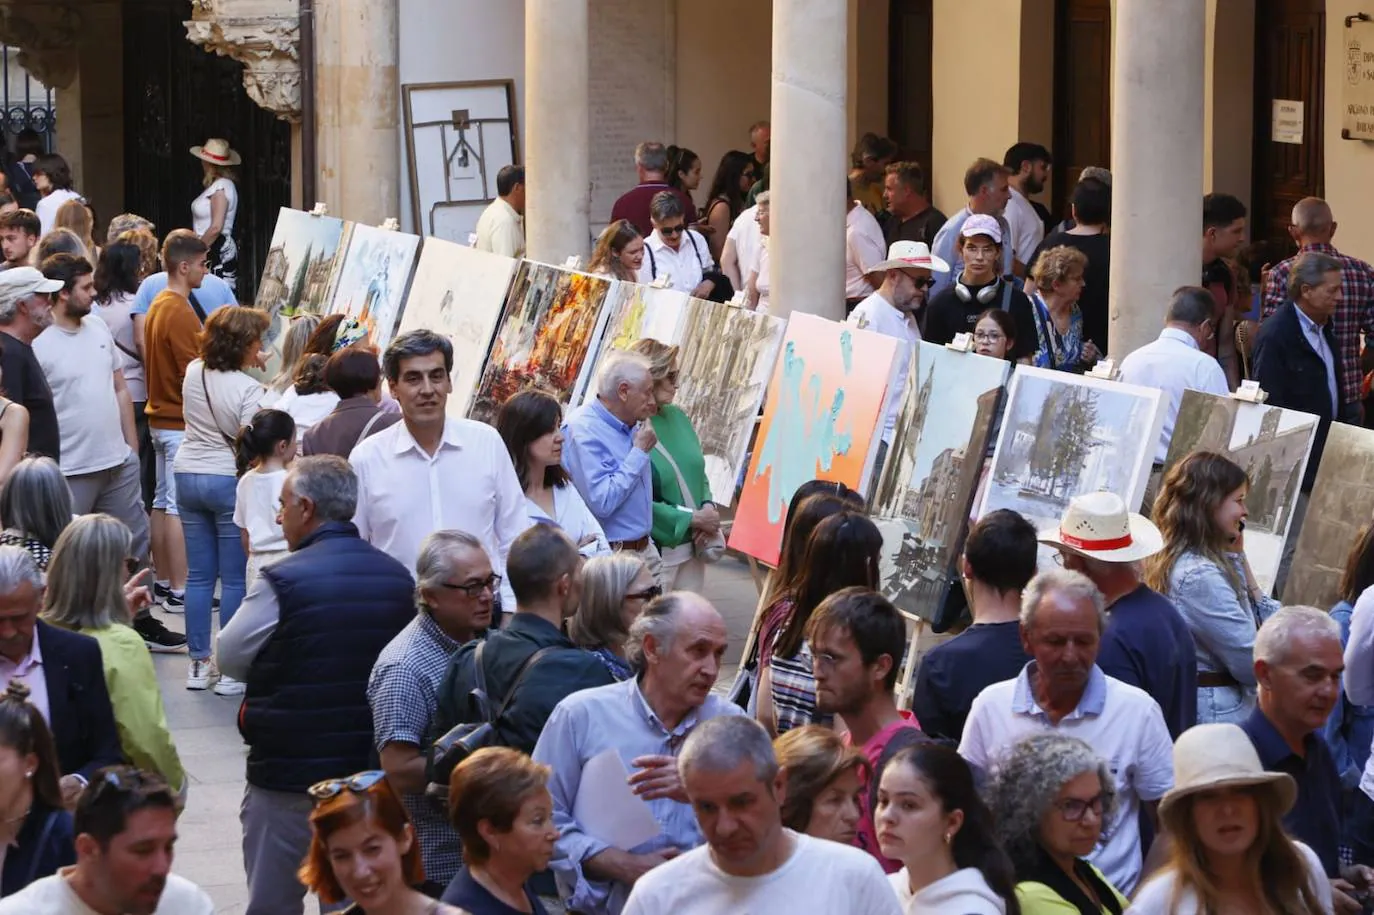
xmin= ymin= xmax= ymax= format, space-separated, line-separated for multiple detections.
xmin=0 ymin=47 xmax=56 ymax=151
xmin=122 ymin=0 xmax=291 ymax=304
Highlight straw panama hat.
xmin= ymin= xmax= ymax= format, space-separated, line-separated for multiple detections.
xmin=864 ymin=240 xmax=951 ymax=281
xmin=191 ymin=138 xmax=241 ymax=167
xmin=1159 ymin=723 xmax=1296 ymax=819
xmin=1038 ymin=491 xmax=1164 ymax=564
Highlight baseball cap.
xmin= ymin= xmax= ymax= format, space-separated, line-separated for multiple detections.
xmin=960 ymin=214 xmax=1003 ymax=244
xmin=0 ymin=267 xmax=62 ymax=307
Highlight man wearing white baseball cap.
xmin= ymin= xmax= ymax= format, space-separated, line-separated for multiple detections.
xmin=0 ymin=266 xmax=62 ymax=460
xmin=1039 ymin=491 xmax=1198 ymax=740
xmin=845 ymin=240 xmax=948 ymax=465
xmin=924 ymin=214 xmax=1038 ymax=362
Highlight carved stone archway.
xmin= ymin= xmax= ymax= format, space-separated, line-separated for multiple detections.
xmin=0 ymin=3 xmax=82 ymax=91
xmin=184 ymin=0 xmax=300 ymax=122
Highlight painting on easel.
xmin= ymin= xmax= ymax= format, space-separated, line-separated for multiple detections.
xmin=326 ymin=224 xmax=423 ymax=350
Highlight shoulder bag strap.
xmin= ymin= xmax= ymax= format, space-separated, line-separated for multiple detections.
xmin=493 ymin=646 xmax=557 ymax=723
xmin=352 ymin=410 xmax=386 ymax=451
xmin=646 ymin=245 xmax=657 ymax=279
xmin=999 ymin=277 xmax=1014 ymax=312
xmin=471 ymin=641 xmax=490 ymax=720
xmin=22 ymin=809 xmax=62 ymax=884
xmin=113 ymin=338 xmax=142 ymax=365
xmin=653 ymin=440 xmax=698 ymax=511
xmin=187 ymin=291 xmax=207 ymax=324
xmin=200 ymin=368 xmax=238 ymax=449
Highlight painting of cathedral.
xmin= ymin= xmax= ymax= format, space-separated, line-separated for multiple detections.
xmin=254 ymin=207 xmax=351 ymax=326
xmin=872 ymin=342 xmax=1009 ymax=625
xmin=326 ymin=224 xmax=423 ymax=349
xmin=1166 ymin=391 xmax=1319 ymax=593
xmin=469 ymin=262 xmax=616 ymax=424
xmin=1283 ymin=422 xmax=1374 ymax=608
xmin=395 ymin=238 xmax=519 ymax=419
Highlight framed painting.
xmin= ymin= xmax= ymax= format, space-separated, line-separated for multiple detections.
xmin=1283 ymin=422 xmax=1374 ymax=608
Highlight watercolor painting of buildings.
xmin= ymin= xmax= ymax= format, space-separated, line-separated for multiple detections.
xmin=729 ymin=313 xmax=898 ymax=565
xmin=1283 ymin=422 xmax=1374 ymax=608
xmin=254 ymin=207 xmax=350 ymax=324
xmin=1165 ymin=390 xmax=1319 ymax=594
xmin=395 ymin=238 xmax=519 ymax=419
xmin=326 ymin=224 xmax=423 ymax=349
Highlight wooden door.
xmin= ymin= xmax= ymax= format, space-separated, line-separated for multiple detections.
xmin=1252 ymin=0 xmax=1326 ymax=254
xmin=1051 ymin=0 xmax=1112 ymax=220
xmin=888 ymin=0 xmax=934 ymax=175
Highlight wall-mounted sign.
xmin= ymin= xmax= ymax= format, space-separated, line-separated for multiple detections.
xmin=1343 ymin=16 xmax=1374 ymax=141
xmin=1272 ymin=99 xmax=1304 ymax=144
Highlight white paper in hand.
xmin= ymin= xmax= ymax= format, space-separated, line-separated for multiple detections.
xmin=572 ymin=749 xmax=662 ymax=850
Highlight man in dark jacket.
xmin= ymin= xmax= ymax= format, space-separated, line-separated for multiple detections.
xmin=1253 ymin=251 xmax=1342 ymax=594
xmin=0 ymin=545 xmax=123 ymax=803
xmin=217 ymin=455 xmax=415 ymax=915
xmin=437 ymin=524 xmax=613 ymax=756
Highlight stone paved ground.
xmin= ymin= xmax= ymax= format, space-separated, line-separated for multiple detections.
xmin=155 ymin=554 xmax=763 ymax=913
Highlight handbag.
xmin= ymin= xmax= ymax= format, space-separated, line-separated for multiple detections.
xmin=653 ymin=441 xmax=725 ymax=562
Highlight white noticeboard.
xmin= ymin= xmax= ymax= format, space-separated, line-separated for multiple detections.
xmin=1272 ymin=99 xmax=1304 ymax=144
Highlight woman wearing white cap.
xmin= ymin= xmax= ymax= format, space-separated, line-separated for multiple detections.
xmin=1127 ymin=723 xmax=1332 ymax=914
xmin=190 ymin=138 xmax=240 ymax=293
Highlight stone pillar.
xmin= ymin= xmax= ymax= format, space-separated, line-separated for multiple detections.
xmin=315 ymin=0 xmax=399 ymax=226
xmin=770 ymin=0 xmax=848 ymax=320
xmin=1108 ymin=0 xmax=1205 ymax=358
xmin=525 ymin=0 xmax=590 ymax=262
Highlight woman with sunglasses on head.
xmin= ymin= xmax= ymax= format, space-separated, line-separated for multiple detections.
xmin=40 ymin=514 xmax=185 ymax=795
xmin=0 ymin=680 xmax=74 ymax=896
xmin=985 ymin=733 xmax=1128 ymax=914
xmin=301 ymin=770 xmax=470 ymax=914
xmin=568 ymin=553 xmax=660 ymax=681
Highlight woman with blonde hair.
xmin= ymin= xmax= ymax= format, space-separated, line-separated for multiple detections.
xmin=630 ymin=337 xmax=720 ymax=591
xmin=1129 ymin=723 xmax=1331 ymax=914
xmin=568 ymin=553 xmax=658 ymax=681
xmin=588 ymin=220 xmax=644 ymax=281
xmin=773 ymin=725 xmax=868 ymax=846
xmin=52 ymin=198 xmax=97 ymax=261
xmin=1027 ymin=245 xmax=1096 ymax=371
xmin=190 ymin=137 xmax=240 ymax=290
xmin=264 ymin=312 xmax=322 ymax=403
xmin=1146 ymin=451 xmax=1279 ymax=725
xmin=41 ymin=514 xmax=184 ymax=793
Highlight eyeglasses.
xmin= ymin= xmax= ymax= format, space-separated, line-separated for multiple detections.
xmin=308 ymin=770 xmax=386 ymax=802
xmin=1055 ymin=793 xmax=1107 ymax=822
xmin=664 ymin=371 xmax=679 ymax=385
xmin=442 ymin=573 xmax=502 ymax=599
xmin=625 ymin=584 xmax=663 ymax=601
xmin=659 ymin=224 xmax=686 ymax=237
xmin=973 ymin=331 xmax=1005 ymax=343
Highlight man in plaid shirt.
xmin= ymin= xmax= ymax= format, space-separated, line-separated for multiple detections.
xmin=1262 ymin=197 xmax=1374 ymax=424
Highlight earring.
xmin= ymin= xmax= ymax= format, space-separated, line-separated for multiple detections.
xmin=943 ymin=833 xmax=951 ymax=844
xmin=24 ymin=771 xmax=32 ymax=779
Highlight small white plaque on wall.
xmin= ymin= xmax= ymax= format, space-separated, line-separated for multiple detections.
xmin=1272 ymin=99 xmax=1304 ymax=144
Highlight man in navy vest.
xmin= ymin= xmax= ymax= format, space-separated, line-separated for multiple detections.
xmin=217 ymin=455 xmax=415 ymax=915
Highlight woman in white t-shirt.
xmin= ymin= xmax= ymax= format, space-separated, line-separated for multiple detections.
xmin=274 ymin=354 xmax=340 ymax=443
xmin=174 ymin=307 xmax=268 ymax=696
xmin=30 ymin=154 xmax=81 ymax=237
xmin=190 ymin=138 xmax=240 ymax=292
xmin=233 ymin=408 xmax=295 ymax=586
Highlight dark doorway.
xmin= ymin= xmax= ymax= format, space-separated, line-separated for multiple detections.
xmin=122 ymin=0 xmax=291 ymax=304
xmin=1252 ymin=0 xmax=1326 ymax=255
xmin=888 ymin=0 xmax=934 ymax=176
xmin=1051 ymin=0 xmax=1112 ymax=221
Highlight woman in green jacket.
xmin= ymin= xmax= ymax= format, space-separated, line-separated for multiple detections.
xmin=630 ymin=338 xmax=722 ymax=591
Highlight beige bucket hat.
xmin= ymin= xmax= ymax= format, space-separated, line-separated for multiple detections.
xmin=1158 ymin=723 xmax=1297 ymax=819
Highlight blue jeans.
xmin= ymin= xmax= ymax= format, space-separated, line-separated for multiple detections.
xmin=177 ymin=472 xmax=246 ymax=660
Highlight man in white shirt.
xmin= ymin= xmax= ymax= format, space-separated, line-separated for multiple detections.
xmin=637 ymin=192 xmax=715 ymax=298
xmin=0 ymin=765 xmax=215 ymax=914
xmin=846 ymin=191 xmax=888 ymax=313
xmin=622 ymin=714 xmax=899 ymax=915
xmin=33 ymin=253 xmax=148 ymax=564
xmin=1003 ymin=142 xmax=1051 ymax=267
xmin=1118 ymin=285 xmax=1232 ymax=464
xmin=722 ymin=203 xmax=762 ymax=293
xmin=845 ymin=241 xmax=949 ymax=472
xmin=350 ymin=329 xmax=529 ymax=609
xmin=959 ymin=569 xmax=1174 ymax=894
xmin=473 ymin=164 xmax=525 ymax=258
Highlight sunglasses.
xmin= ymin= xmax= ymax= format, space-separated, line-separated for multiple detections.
xmin=910 ymin=277 xmax=937 ymax=290
xmin=664 ymin=371 xmax=679 ymax=385
xmin=308 ymin=770 xmax=386 ymax=802
xmin=441 ymin=573 xmax=502 ymax=599
xmin=626 ymin=584 xmax=664 ymax=601
xmin=659 ymin=224 xmax=686 ymax=237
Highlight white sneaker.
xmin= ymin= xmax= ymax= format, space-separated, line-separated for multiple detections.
xmin=213 ymin=675 xmax=245 ymax=697
xmin=186 ymin=658 xmax=212 ymax=690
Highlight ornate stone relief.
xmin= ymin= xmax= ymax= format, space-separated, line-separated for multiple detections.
xmin=0 ymin=4 xmax=81 ymax=90
xmin=184 ymin=0 xmax=301 ymax=121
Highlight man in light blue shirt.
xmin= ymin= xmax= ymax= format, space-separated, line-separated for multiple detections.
xmin=132 ymin=270 xmax=237 ymax=316
xmin=532 ymin=592 xmax=742 ymax=915
xmin=563 ymin=351 xmax=660 ymax=577
xmin=929 ymin=157 xmax=1015 ymax=298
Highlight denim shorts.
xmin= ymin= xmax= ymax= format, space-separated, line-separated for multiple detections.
xmin=150 ymin=427 xmax=185 ymax=515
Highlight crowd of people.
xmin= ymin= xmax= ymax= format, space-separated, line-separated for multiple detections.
xmin=0 ymin=119 xmax=1367 ymax=915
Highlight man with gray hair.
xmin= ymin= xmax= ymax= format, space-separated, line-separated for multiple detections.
xmin=563 ymin=350 xmax=662 ymax=580
xmin=533 ymin=591 xmax=741 ymax=914
xmin=368 ymin=530 xmax=495 ymax=891
xmin=1118 ymin=285 xmax=1232 ymax=465
xmin=1262 ymin=197 xmax=1374 ymax=425
xmin=1243 ymin=606 xmax=1370 ymax=901
xmin=622 ymin=716 xmax=899 ymax=915
xmin=610 ymin=140 xmax=697 ymax=237
xmin=959 ymin=568 xmax=1173 ymax=893
xmin=217 ymin=455 xmax=417 ymax=914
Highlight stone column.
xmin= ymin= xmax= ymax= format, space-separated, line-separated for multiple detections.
xmin=315 ymin=0 xmax=399 ymax=226
xmin=1108 ymin=0 xmax=1205 ymax=358
xmin=525 ymin=0 xmax=590 ymax=262
xmin=770 ymin=0 xmax=848 ymax=321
